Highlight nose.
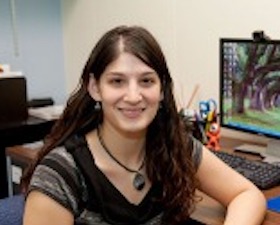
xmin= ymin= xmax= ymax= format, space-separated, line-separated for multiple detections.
xmin=123 ymin=82 xmax=143 ymax=103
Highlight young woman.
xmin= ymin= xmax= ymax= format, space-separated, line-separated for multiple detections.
xmin=22 ymin=26 xmax=266 ymax=225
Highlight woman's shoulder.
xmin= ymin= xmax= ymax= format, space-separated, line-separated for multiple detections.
xmin=190 ymin=136 xmax=204 ymax=170
xmin=29 ymin=145 xmax=88 ymax=216
xmin=43 ymin=133 xmax=88 ymax=166
xmin=39 ymin=144 xmax=88 ymax=189
xmin=44 ymin=146 xmax=77 ymax=167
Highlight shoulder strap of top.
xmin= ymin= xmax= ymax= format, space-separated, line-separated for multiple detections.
xmin=64 ymin=135 xmax=102 ymax=212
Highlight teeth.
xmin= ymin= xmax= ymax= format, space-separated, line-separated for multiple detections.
xmin=122 ymin=108 xmax=143 ymax=111
xmin=124 ymin=110 xmax=140 ymax=113
xmin=121 ymin=108 xmax=143 ymax=118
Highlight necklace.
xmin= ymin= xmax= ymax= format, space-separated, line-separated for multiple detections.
xmin=97 ymin=128 xmax=146 ymax=191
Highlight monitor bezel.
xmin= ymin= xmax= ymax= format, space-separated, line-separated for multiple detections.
xmin=219 ymin=38 xmax=280 ymax=140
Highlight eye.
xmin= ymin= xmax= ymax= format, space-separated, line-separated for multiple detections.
xmin=109 ymin=78 xmax=125 ymax=86
xmin=140 ymin=77 xmax=156 ymax=87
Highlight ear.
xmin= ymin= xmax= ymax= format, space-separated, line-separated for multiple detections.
xmin=88 ymin=76 xmax=102 ymax=101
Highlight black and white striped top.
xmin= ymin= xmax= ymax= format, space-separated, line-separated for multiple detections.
xmin=28 ymin=135 xmax=203 ymax=225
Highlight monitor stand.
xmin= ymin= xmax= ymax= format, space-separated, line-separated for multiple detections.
xmin=234 ymin=139 xmax=280 ymax=165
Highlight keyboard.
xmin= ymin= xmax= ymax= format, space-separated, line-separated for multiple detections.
xmin=213 ymin=151 xmax=280 ymax=189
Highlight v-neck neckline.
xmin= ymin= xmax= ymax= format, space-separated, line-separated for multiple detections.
xmin=82 ymin=135 xmax=155 ymax=208
xmin=65 ymin=134 xmax=164 ymax=224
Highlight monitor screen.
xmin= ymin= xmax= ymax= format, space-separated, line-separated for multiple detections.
xmin=220 ymin=38 xmax=280 ymax=140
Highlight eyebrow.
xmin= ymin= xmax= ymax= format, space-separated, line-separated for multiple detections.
xmin=106 ymin=71 xmax=157 ymax=77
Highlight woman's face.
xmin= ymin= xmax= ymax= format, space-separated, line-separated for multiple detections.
xmin=88 ymin=52 xmax=162 ymax=135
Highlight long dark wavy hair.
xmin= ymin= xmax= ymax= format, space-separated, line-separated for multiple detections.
xmin=22 ymin=25 xmax=199 ymax=223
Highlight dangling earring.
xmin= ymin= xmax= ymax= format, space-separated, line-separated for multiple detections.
xmin=94 ymin=101 xmax=101 ymax=110
xmin=159 ymin=101 xmax=163 ymax=109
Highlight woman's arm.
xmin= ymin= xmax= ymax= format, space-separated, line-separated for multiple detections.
xmin=23 ymin=191 xmax=74 ymax=225
xmin=196 ymin=147 xmax=266 ymax=225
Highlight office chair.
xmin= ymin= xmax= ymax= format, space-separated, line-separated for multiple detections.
xmin=0 ymin=194 xmax=24 ymax=225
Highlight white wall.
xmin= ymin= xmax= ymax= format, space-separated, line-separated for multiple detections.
xmin=62 ymin=0 xmax=176 ymax=98
xmin=0 ymin=0 xmax=66 ymax=104
xmin=61 ymin=0 xmax=280 ymax=143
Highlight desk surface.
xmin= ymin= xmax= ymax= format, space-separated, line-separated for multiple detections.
xmin=0 ymin=116 xmax=54 ymax=146
xmin=0 ymin=116 xmax=55 ymax=198
xmin=191 ymin=137 xmax=280 ymax=225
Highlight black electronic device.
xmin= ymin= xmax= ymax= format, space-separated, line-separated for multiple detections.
xmin=252 ymin=30 xmax=270 ymax=42
xmin=213 ymin=151 xmax=280 ymax=189
xmin=0 ymin=77 xmax=28 ymax=123
xmin=220 ymin=38 xmax=280 ymax=162
xmin=28 ymin=98 xmax=54 ymax=108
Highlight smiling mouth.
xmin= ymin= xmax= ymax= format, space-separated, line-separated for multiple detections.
xmin=119 ymin=108 xmax=145 ymax=118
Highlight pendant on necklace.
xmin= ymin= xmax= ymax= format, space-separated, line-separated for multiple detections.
xmin=133 ymin=173 xmax=145 ymax=191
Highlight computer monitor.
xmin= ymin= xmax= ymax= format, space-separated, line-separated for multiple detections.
xmin=220 ymin=38 xmax=280 ymax=163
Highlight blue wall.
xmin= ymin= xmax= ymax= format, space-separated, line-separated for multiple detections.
xmin=0 ymin=0 xmax=66 ymax=104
